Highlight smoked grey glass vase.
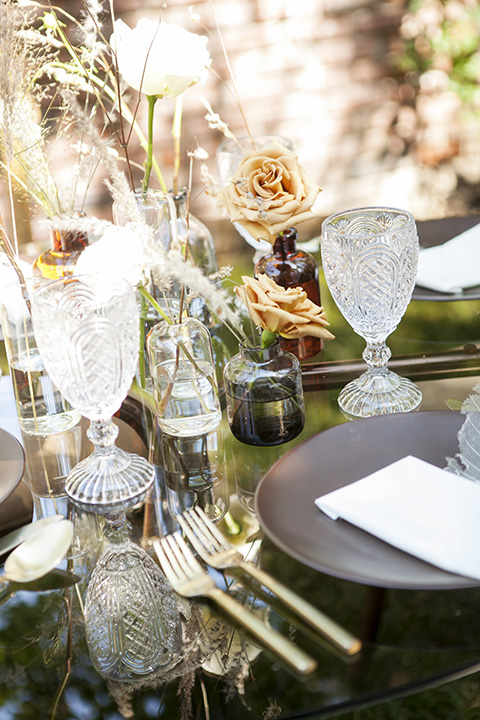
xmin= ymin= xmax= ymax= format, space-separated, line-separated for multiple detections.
xmin=223 ymin=337 xmax=305 ymax=446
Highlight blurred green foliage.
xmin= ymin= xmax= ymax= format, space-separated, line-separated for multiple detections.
xmin=391 ymin=0 xmax=480 ymax=110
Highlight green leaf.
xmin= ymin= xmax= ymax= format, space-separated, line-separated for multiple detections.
xmin=445 ymin=397 xmax=463 ymax=411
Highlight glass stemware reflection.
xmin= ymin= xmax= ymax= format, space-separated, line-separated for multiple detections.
xmin=84 ymin=517 xmax=182 ymax=682
xmin=321 ymin=207 xmax=423 ymax=418
xmin=30 ymin=274 xmax=154 ymax=515
xmin=158 ymin=426 xmax=229 ymax=523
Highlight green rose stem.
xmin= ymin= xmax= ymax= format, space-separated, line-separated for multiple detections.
xmin=172 ymin=95 xmax=183 ymax=195
xmin=74 ymin=67 xmax=167 ymax=190
xmin=261 ymin=329 xmax=278 ymax=349
xmin=142 ymin=94 xmax=158 ymax=196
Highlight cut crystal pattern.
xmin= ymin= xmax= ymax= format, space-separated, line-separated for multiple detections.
xmin=85 ymin=537 xmax=182 ymax=680
xmin=321 ymin=207 xmax=422 ymax=417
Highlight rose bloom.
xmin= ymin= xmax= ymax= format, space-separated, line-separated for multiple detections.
xmin=235 ymin=274 xmax=334 ymax=340
xmin=111 ymin=18 xmax=211 ymax=97
xmin=220 ymin=141 xmax=322 ymax=244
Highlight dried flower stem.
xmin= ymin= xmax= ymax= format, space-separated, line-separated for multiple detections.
xmin=208 ymin=0 xmax=253 ymax=145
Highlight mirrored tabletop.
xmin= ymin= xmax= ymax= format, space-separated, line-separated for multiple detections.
xmin=2 ymin=217 xmax=480 ymax=720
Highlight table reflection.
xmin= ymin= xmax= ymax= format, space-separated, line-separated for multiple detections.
xmin=158 ymin=425 xmax=228 ymax=523
xmin=3 ymin=218 xmax=480 ymax=718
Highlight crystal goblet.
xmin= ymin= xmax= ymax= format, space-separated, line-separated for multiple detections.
xmin=321 ymin=207 xmax=422 ymax=418
xmin=30 ymin=274 xmax=154 ymax=515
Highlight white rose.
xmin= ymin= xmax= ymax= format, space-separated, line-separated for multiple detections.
xmin=111 ymin=18 xmax=211 ymax=98
xmin=74 ymin=224 xmax=147 ymax=287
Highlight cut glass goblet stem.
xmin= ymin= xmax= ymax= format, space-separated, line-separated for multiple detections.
xmin=65 ymin=418 xmax=154 ymax=516
xmin=338 ymin=341 xmax=422 ymax=419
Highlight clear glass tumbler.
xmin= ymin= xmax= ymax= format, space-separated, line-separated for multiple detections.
xmin=0 ymin=280 xmax=80 ymax=434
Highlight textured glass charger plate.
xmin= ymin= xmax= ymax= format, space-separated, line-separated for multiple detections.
xmin=255 ymin=411 xmax=478 ymax=590
xmin=0 ymin=428 xmax=25 ymax=504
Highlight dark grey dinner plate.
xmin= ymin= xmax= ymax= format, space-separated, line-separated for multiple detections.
xmin=0 ymin=428 xmax=25 ymax=504
xmin=255 ymin=411 xmax=479 ymax=590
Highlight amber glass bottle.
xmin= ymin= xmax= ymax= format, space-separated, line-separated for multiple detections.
xmin=33 ymin=226 xmax=89 ymax=279
xmin=254 ymin=227 xmax=323 ymax=361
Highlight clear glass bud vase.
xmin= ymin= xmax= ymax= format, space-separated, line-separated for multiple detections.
xmin=171 ymin=188 xmax=219 ymax=329
xmin=223 ymin=338 xmax=305 ymax=446
xmin=113 ymin=189 xmax=179 ymax=392
xmin=147 ymin=317 xmax=222 ymax=437
xmin=172 ymin=188 xmax=217 ymax=276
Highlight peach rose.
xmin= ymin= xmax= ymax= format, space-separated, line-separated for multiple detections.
xmin=235 ymin=274 xmax=334 ymax=340
xmin=220 ymin=141 xmax=321 ymax=244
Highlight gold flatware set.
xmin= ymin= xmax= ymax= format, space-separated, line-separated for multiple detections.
xmin=154 ymin=507 xmax=361 ymax=676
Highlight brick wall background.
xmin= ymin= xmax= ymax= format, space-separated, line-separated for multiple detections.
xmin=112 ymin=0 xmax=412 ymax=229
xmin=106 ymin=0 xmax=480 ymax=237
xmin=4 ymin=0 xmax=480 ymax=252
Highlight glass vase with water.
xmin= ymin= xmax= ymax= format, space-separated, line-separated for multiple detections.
xmin=147 ymin=317 xmax=222 ymax=437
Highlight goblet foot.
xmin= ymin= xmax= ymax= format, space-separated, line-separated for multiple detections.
xmin=65 ymin=446 xmax=154 ymax=516
xmin=338 ymin=368 xmax=422 ymax=419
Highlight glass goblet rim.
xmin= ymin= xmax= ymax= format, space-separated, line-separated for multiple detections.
xmin=216 ymin=134 xmax=294 ymax=159
xmin=28 ymin=272 xmax=134 ymax=303
xmin=321 ymin=206 xmax=417 ymax=241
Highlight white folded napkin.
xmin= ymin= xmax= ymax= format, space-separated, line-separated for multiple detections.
xmin=315 ymin=456 xmax=480 ymax=581
xmin=416 ymin=222 xmax=480 ymax=293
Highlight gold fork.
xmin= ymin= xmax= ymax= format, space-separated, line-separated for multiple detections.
xmin=153 ymin=532 xmax=317 ymax=676
xmin=177 ymin=507 xmax=361 ymax=656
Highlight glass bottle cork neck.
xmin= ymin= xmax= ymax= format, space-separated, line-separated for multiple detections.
xmin=50 ymin=228 xmax=89 ymax=252
xmin=273 ymin=227 xmax=297 ymax=255
xmin=50 ymin=211 xmax=89 ymax=252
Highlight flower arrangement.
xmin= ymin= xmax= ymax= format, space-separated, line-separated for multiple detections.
xmin=0 ymin=4 xmax=337 ymax=717
xmin=110 ymin=16 xmax=211 ymax=195
xmin=0 ymin=2 xmax=242 ymax=332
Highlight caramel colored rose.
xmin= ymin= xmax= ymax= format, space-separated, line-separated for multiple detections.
xmin=235 ymin=274 xmax=334 ymax=340
xmin=220 ymin=141 xmax=322 ymax=244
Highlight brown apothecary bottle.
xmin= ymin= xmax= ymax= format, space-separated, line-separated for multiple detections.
xmin=254 ymin=227 xmax=323 ymax=361
xmin=33 ymin=226 xmax=89 ymax=279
